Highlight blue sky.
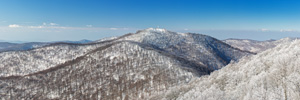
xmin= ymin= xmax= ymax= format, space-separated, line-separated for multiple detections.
xmin=0 ymin=0 xmax=299 ymax=42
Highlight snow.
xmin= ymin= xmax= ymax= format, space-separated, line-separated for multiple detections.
xmin=95 ymin=36 xmax=118 ymax=42
xmin=0 ymin=43 xmax=107 ymax=77
xmin=153 ymin=39 xmax=300 ymax=100
xmin=0 ymin=28 xmax=278 ymax=100
xmin=120 ymin=28 xmax=251 ymax=70
xmin=0 ymin=41 xmax=202 ymax=100
xmin=145 ymin=28 xmax=167 ymax=33
xmin=224 ymin=37 xmax=298 ymax=53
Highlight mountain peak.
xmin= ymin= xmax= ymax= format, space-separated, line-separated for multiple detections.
xmin=144 ymin=28 xmax=168 ymax=33
xmin=278 ymin=37 xmax=299 ymax=41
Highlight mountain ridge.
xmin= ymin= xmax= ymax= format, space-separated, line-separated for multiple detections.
xmin=0 ymin=28 xmax=254 ymax=99
xmin=0 ymin=40 xmax=213 ymax=99
xmin=224 ymin=37 xmax=298 ymax=53
xmin=0 ymin=39 xmax=92 ymax=53
xmin=152 ymin=39 xmax=300 ymax=100
xmin=0 ymin=28 xmax=250 ymax=77
xmin=0 ymin=40 xmax=212 ymax=79
xmin=120 ymin=28 xmax=252 ymax=70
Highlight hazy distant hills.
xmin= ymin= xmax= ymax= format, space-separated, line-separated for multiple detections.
xmin=223 ymin=37 xmax=298 ymax=53
xmin=0 ymin=42 xmax=18 ymax=49
xmin=0 ymin=39 xmax=92 ymax=52
xmin=0 ymin=42 xmax=49 ymax=52
xmin=0 ymin=28 xmax=298 ymax=99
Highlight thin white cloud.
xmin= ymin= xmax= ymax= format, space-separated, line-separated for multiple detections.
xmin=8 ymin=24 xmax=21 ymax=28
xmin=4 ymin=22 xmax=135 ymax=33
xmin=110 ymin=28 xmax=118 ymax=30
xmin=260 ymin=28 xmax=269 ymax=32
xmin=280 ymin=29 xmax=296 ymax=32
xmin=86 ymin=25 xmax=93 ymax=27
xmin=49 ymin=23 xmax=58 ymax=26
xmin=29 ymin=22 xmax=60 ymax=29
xmin=29 ymin=26 xmax=44 ymax=29
xmin=42 ymin=22 xmax=58 ymax=26
xmin=184 ymin=28 xmax=189 ymax=31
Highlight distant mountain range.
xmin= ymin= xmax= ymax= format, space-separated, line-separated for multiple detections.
xmin=223 ymin=37 xmax=298 ymax=53
xmin=0 ymin=39 xmax=92 ymax=52
xmin=0 ymin=28 xmax=298 ymax=99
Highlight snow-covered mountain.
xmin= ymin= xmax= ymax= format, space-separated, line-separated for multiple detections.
xmin=0 ymin=28 xmax=250 ymax=77
xmin=0 ymin=28 xmax=252 ymax=99
xmin=120 ymin=28 xmax=252 ymax=70
xmin=0 ymin=42 xmax=109 ymax=77
xmin=95 ymin=36 xmax=118 ymax=42
xmin=0 ymin=41 xmax=212 ymax=99
xmin=224 ymin=37 xmax=297 ymax=53
xmin=56 ymin=39 xmax=92 ymax=44
xmin=153 ymin=39 xmax=300 ymax=100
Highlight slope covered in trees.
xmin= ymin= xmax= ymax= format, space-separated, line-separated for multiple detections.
xmin=121 ymin=28 xmax=252 ymax=70
xmin=0 ymin=28 xmax=253 ymax=99
xmin=223 ymin=37 xmax=297 ymax=53
xmin=0 ymin=41 xmax=212 ymax=99
xmin=0 ymin=28 xmax=249 ymax=77
xmin=153 ymin=39 xmax=300 ymax=100
xmin=0 ymin=43 xmax=107 ymax=77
